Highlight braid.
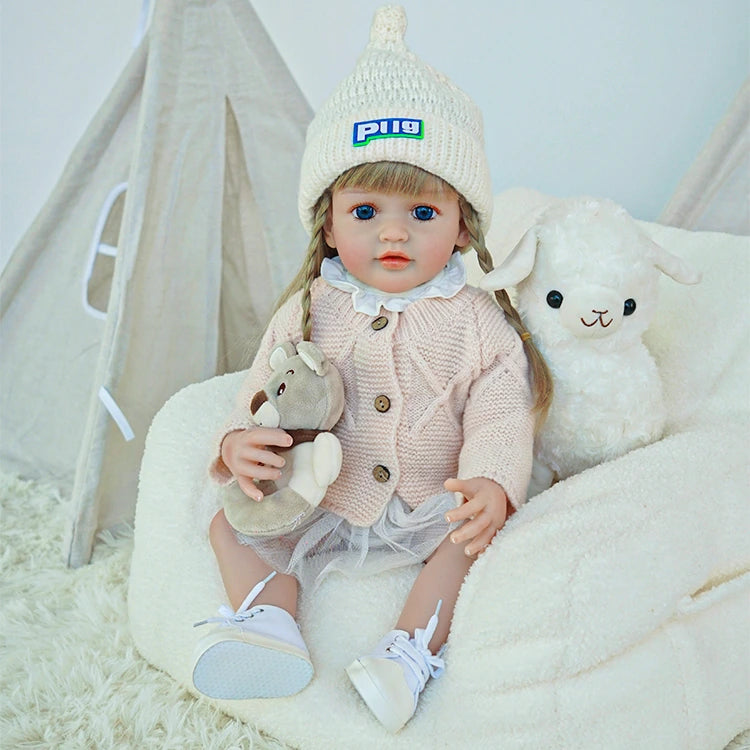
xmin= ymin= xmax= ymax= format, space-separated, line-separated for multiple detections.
xmin=460 ymin=198 xmax=553 ymax=424
xmin=299 ymin=255 xmax=317 ymax=342
xmin=274 ymin=191 xmax=334 ymax=342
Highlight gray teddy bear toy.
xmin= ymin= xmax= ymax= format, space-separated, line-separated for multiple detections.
xmin=222 ymin=340 xmax=345 ymax=537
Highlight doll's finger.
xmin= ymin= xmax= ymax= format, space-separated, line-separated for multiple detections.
xmin=444 ymin=477 xmax=472 ymax=498
xmin=445 ymin=476 xmax=487 ymax=495
xmin=464 ymin=526 xmax=497 ymax=556
xmin=445 ymin=504 xmax=467 ymax=523
xmin=242 ymin=447 xmax=286 ymax=469
xmin=449 ymin=513 xmax=489 ymax=546
xmin=246 ymin=427 xmax=293 ymax=449
xmin=444 ymin=496 xmax=484 ymax=523
xmin=239 ymin=463 xmax=282 ymax=481
xmin=237 ymin=477 xmax=263 ymax=502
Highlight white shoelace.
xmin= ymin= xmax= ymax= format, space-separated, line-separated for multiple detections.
xmin=388 ymin=600 xmax=445 ymax=690
xmin=193 ymin=571 xmax=277 ymax=628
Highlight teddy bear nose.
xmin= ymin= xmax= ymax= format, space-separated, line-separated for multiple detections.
xmin=250 ymin=390 xmax=267 ymax=415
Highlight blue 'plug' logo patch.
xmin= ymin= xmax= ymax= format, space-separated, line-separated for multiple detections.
xmin=353 ymin=118 xmax=424 ymax=147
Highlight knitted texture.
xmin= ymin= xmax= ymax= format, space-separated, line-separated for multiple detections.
xmin=211 ymin=281 xmax=534 ymax=526
xmin=297 ymin=5 xmax=493 ymax=235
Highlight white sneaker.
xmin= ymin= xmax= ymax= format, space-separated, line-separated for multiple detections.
xmin=192 ymin=573 xmax=313 ymax=700
xmin=346 ymin=602 xmax=444 ymax=732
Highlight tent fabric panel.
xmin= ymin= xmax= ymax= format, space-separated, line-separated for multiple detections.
xmin=67 ymin=0 xmax=231 ymax=565
xmin=218 ymin=99 xmax=270 ymax=374
xmin=0 ymin=47 xmax=146 ymax=484
xmin=221 ymin=0 xmax=313 ymax=295
xmin=659 ymin=78 xmax=749 ymax=235
xmin=65 ymin=0 xmax=312 ymax=565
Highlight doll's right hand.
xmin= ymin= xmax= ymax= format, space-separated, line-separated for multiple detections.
xmin=220 ymin=427 xmax=293 ymax=501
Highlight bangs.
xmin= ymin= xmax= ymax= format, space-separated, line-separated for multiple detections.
xmin=331 ymin=161 xmax=454 ymax=197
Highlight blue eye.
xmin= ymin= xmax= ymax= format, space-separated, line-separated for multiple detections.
xmin=353 ymin=204 xmax=375 ymax=220
xmin=412 ymin=205 xmax=435 ymax=221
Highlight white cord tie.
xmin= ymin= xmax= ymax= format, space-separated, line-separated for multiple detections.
xmin=388 ymin=599 xmax=445 ymax=689
xmin=193 ymin=571 xmax=277 ymax=628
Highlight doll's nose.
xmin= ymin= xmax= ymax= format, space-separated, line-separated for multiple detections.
xmin=379 ymin=221 xmax=408 ymax=242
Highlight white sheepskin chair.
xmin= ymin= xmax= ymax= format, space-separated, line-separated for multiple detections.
xmin=129 ymin=190 xmax=750 ymax=750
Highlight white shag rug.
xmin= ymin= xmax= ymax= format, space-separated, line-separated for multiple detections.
xmin=2 ymin=470 xmax=749 ymax=750
xmin=0 ymin=472 xmax=286 ymax=749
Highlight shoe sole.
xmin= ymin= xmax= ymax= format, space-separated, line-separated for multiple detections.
xmin=346 ymin=659 xmax=406 ymax=733
xmin=193 ymin=640 xmax=313 ymax=700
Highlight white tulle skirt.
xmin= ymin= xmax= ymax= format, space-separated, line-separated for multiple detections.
xmin=235 ymin=492 xmax=459 ymax=592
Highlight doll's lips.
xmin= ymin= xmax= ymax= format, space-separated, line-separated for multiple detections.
xmin=378 ymin=251 xmax=411 ymax=270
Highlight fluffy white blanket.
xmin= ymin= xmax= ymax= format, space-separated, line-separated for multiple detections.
xmin=128 ymin=192 xmax=749 ymax=749
xmin=2 ymin=469 xmax=747 ymax=748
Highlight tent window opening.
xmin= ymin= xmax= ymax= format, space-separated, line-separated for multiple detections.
xmin=83 ymin=182 xmax=128 ymax=319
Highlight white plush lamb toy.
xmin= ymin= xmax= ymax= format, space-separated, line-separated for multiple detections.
xmin=480 ymin=197 xmax=701 ymax=497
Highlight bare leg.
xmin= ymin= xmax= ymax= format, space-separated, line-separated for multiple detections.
xmin=395 ymin=534 xmax=475 ymax=653
xmin=209 ymin=509 xmax=298 ymax=617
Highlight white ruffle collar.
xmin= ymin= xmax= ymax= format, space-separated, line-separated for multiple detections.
xmin=320 ymin=253 xmax=466 ymax=315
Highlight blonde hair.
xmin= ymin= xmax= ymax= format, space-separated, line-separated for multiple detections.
xmin=277 ymin=161 xmax=552 ymax=420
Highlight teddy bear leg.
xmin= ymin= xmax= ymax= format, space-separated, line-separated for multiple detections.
xmin=223 ymin=482 xmax=285 ymax=537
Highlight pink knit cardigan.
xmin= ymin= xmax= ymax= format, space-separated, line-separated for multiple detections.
xmin=210 ymin=279 xmax=535 ymax=526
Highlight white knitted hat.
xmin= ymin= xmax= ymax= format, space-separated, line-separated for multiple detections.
xmin=297 ymin=5 xmax=493 ymax=235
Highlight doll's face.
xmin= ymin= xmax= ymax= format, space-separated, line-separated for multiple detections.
xmin=324 ymin=186 xmax=469 ymax=294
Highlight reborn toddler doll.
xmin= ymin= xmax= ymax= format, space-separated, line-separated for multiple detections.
xmin=192 ymin=4 xmax=551 ymax=733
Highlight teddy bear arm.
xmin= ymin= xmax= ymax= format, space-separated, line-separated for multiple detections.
xmin=311 ymin=432 xmax=343 ymax=488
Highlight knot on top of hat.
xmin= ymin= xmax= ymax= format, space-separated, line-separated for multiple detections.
xmin=369 ymin=5 xmax=407 ymax=49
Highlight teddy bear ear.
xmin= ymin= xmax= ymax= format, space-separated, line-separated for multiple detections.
xmin=479 ymin=227 xmax=539 ymax=291
xmin=296 ymin=341 xmax=328 ymax=376
xmin=650 ymin=240 xmax=702 ymax=285
xmin=269 ymin=341 xmax=297 ymax=371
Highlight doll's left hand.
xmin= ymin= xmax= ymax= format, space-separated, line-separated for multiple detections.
xmin=444 ymin=477 xmax=510 ymax=557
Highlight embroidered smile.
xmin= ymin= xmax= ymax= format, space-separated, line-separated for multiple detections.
xmin=581 ymin=310 xmax=613 ymax=327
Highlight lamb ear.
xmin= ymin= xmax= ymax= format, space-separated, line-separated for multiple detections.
xmin=651 ymin=241 xmax=702 ymax=285
xmin=479 ymin=227 xmax=538 ymax=291
xmin=269 ymin=341 xmax=297 ymax=371
xmin=296 ymin=341 xmax=328 ymax=375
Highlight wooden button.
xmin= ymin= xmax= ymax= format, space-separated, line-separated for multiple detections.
xmin=374 ymin=395 xmax=391 ymax=413
xmin=371 ymin=316 xmax=388 ymax=331
xmin=372 ymin=464 xmax=391 ymax=483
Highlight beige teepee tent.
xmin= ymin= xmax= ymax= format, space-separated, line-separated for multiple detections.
xmin=0 ymin=0 xmax=312 ymax=567
xmin=659 ymin=77 xmax=749 ymax=235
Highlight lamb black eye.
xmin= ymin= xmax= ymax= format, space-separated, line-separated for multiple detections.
xmin=623 ymin=298 xmax=636 ymax=316
xmin=546 ymin=290 xmax=563 ymax=309
xmin=277 ymin=383 xmax=286 ymax=396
